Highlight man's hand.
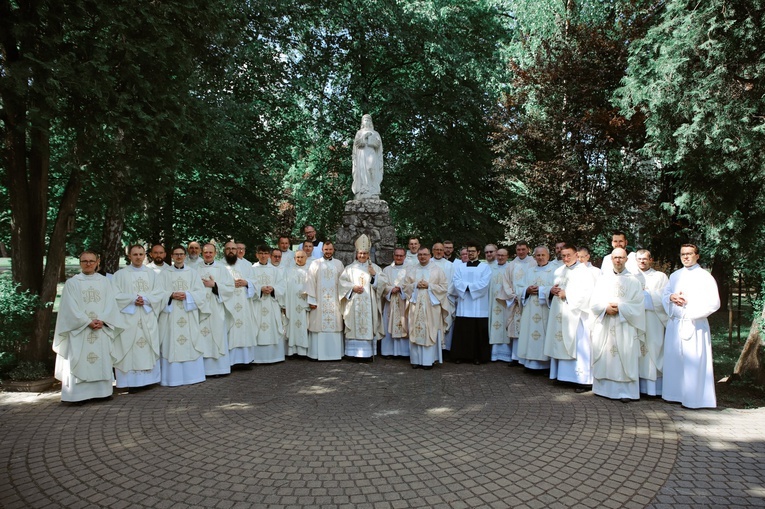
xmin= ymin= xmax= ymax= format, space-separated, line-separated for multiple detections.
xmin=670 ymin=292 xmax=686 ymax=306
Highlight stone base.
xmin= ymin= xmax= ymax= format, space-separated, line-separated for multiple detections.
xmin=335 ymin=199 xmax=396 ymax=267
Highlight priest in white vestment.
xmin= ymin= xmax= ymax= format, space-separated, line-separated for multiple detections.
xmin=634 ymin=249 xmax=669 ymax=396
xmin=186 ymin=241 xmax=203 ymax=270
xmin=503 ymin=242 xmax=536 ymax=363
xmin=221 ymin=242 xmax=259 ymax=366
xmin=599 ymin=231 xmax=639 ymax=275
xmin=197 ymin=244 xmax=235 ymax=376
xmin=278 ymin=235 xmax=296 ymax=267
xmin=284 ymin=251 xmax=311 ymax=357
xmin=489 ymin=249 xmax=513 ymax=362
xmin=484 ymin=244 xmax=498 ymax=269
xmin=112 ymin=245 xmax=164 ymax=390
xmin=381 ymin=248 xmax=410 ymax=357
xmin=661 ymin=244 xmax=720 ymax=409
xmin=251 ymin=245 xmax=287 ymax=363
xmin=147 ymin=244 xmax=172 ymax=274
xmin=451 ymin=242 xmax=493 ymax=364
xmin=404 ymin=237 xmax=420 ymax=266
xmin=590 ymin=248 xmax=646 ymax=401
xmin=299 ymin=225 xmax=323 ymax=259
xmin=307 ymin=241 xmax=345 ymax=360
xmin=544 ymin=244 xmax=595 ymax=389
xmin=158 ymin=247 xmax=210 ymax=386
xmin=339 ymin=235 xmax=387 ymax=359
xmin=431 ymin=243 xmax=456 ymax=352
xmin=403 ymin=248 xmax=448 ymax=368
xmin=516 ymin=246 xmax=556 ymax=370
xmin=577 ymin=247 xmax=602 ymax=283
xmin=53 ymin=250 xmax=124 ymax=402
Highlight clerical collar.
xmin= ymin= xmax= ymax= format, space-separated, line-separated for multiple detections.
xmin=566 ymin=261 xmax=579 ymax=269
xmin=174 ymin=265 xmax=185 ymax=270
xmin=324 ymin=257 xmax=333 ymax=261
xmin=204 ymin=261 xmax=215 ymax=266
xmin=466 ymin=260 xmax=480 ymax=267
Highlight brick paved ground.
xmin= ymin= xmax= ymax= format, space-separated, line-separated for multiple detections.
xmin=1 ymin=359 xmax=763 ymax=508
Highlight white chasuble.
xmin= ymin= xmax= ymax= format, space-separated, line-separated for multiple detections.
xmin=503 ymin=256 xmax=536 ymax=339
xmin=158 ymin=267 xmax=210 ymax=362
xmin=544 ymin=262 xmax=594 ymax=360
xmin=222 ymin=262 xmax=258 ymax=350
xmin=339 ymin=261 xmax=387 ymax=341
xmin=383 ymin=263 xmax=409 ymax=339
xmin=307 ymin=258 xmax=344 ymax=333
xmin=403 ymin=263 xmax=448 ymax=347
xmin=488 ymin=263 xmax=512 ymax=345
xmin=197 ymin=263 xmax=235 ymax=359
xmin=284 ymin=265 xmax=311 ymax=352
xmin=53 ymin=273 xmax=124 ymax=385
xmin=251 ymin=264 xmax=286 ymax=346
xmin=111 ymin=266 xmax=164 ymax=372
xmin=516 ymin=263 xmax=555 ymax=362
xmin=591 ymin=271 xmax=645 ymax=384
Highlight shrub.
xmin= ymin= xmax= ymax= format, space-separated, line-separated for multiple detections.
xmin=0 ymin=275 xmax=43 ymax=374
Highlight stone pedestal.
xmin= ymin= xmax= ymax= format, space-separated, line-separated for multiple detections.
xmin=335 ymin=199 xmax=396 ymax=267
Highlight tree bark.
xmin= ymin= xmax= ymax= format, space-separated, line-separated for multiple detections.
xmin=20 ymin=168 xmax=83 ymax=362
xmin=100 ymin=200 xmax=126 ymax=274
xmin=732 ymin=301 xmax=765 ymax=384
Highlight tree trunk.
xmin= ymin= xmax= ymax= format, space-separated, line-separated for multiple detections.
xmin=100 ymin=200 xmax=126 ymax=274
xmin=732 ymin=301 xmax=765 ymax=384
xmin=20 ymin=168 xmax=83 ymax=363
xmin=711 ymin=257 xmax=731 ymax=313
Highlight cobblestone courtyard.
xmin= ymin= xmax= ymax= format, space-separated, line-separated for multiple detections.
xmin=1 ymin=359 xmax=763 ymax=508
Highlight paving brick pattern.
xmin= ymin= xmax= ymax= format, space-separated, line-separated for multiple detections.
xmin=0 ymin=360 xmax=762 ymax=508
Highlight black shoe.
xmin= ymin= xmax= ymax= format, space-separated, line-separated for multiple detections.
xmin=574 ymin=386 xmax=592 ymax=394
xmin=422 ymin=365 xmax=433 ymax=370
xmin=620 ymin=398 xmax=632 ymax=403
xmin=411 ymin=364 xmax=420 ymax=369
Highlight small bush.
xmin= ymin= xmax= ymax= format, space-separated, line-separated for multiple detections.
xmin=7 ymin=360 xmax=50 ymax=381
xmin=0 ymin=276 xmax=43 ymax=374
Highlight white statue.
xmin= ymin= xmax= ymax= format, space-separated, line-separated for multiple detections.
xmin=352 ymin=114 xmax=383 ymax=200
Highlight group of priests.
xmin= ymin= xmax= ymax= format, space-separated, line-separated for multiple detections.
xmin=52 ymin=229 xmax=719 ymax=409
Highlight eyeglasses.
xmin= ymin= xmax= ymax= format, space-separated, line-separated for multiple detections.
xmin=172 ymin=253 xmax=186 ymax=257
xmin=80 ymin=260 xmax=97 ymax=264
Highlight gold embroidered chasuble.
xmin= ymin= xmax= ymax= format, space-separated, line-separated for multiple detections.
xmin=516 ymin=263 xmax=556 ymax=361
xmin=196 ymin=263 xmax=235 ymax=359
xmin=251 ymin=263 xmax=286 ymax=346
xmin=488 ymin=263 xmax=512 ymax=345
xmin=222 ymin=262 xmax=258 ymax=349
xmin=53 ymin=273 xmax=124 ymax=382
xmin=112 ymin=266 xmax=164 ymax=371
xmin=590 ymin=271 xmax=646 ymax=382
xmin=158 ymin=267 xmax=210 ymax=362
xmin=403 ymin=263 xmax=448 ymax=347
xmin=339 ymin=261 xmax=387 ymax=341
xmin=543 ymin=261 xmax=595 ymax=360
xmin=306 ymin=258 xmax=344 ymax=333
xmin=382 ymin=263 xmax=408 ymax=339
xmin=284 ymin=265 xmax=311 ymax=350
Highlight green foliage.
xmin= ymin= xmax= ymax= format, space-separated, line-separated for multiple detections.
xmin=0 ymin=276 xmax=43 ymax=371
xmin=494 ymin=0 xmax=658 ymax=251
xmin=617 ymin=0 xmax=765 ymax=275
xmin=281 ymin=0 xmax=513 ymax=245
xmin=7 ymin=360 xmax=50 ymax=381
